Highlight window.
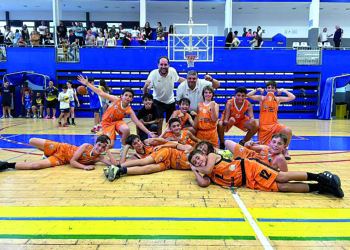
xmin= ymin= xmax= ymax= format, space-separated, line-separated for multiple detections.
xmin=23 ymin=22 xmax=35 ymax=27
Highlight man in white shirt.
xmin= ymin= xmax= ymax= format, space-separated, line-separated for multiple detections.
xmin=143 ymin=56 xmax=185 ymax=134
xmin=176 ymin=70 xmax=220 ymax=112
xmin=4 ymin=26 xmax=14 ymax=45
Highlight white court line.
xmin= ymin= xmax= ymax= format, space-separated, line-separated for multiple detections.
xmin=229 ymin=188 xmax=274 ymax=250
xmin=3 ymin=149 xmax=39 ymax=162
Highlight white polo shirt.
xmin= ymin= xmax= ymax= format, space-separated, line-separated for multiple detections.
xmin=147 ymin=67 xmax=179 ymax=104
xmin=176 ymin=79 xmax=212 ymax=112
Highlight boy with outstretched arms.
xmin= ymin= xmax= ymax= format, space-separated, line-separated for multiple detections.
xmin=217 ymin=86 xmax=258 ymax=149
xmin=247 ymin=81 xmax=295 ymax=159
xmin=225 ymin=133 xmax=288 ymax=172
xmin=188 ymin=150 xmax=343 ymax=198
xmin=0 ymin=135 xmax=117 ymax=171
xmin=77 ymin=75 xmax=157 ymax=154
xmin=163 ymin=118 xmax=200 ymax=146
xmin=106 ymin=143 xmax=193 ymax=181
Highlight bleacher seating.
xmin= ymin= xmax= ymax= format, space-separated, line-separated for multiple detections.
xmin=56 ymin=69 xmax=320 ymax=119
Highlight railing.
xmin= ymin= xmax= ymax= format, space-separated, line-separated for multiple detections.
xmin=0 ymin=45 xmax=7 ymax=62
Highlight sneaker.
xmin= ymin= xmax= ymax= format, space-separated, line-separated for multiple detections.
xmin=97 ymin=125 xmax=102 ymax=132
xmin=58 ymin=122 xmax=62 ymax=127
xmin=52 ymin=116 xmax=56 ymax=119
xmin=318 ymin=171 xmax=341 ymax=189
xmin=18 ymin=115 xmax=22 ymax=118
xmin=39 ymin=115 xmax=42 ymax=119
xmin=42 ymin=154 xmax=48 ymax=159
xmin=26 ymin=114 xmax=30 ymax=118
xmin=0 ymin=116 xmax=4 ymax=119
xmin=283 ymin=149 xmax=291 ymax=160
xmin=33 ymin=115 xmax=37 ymax=118
xmin=103 ymin=166 xmax=111 ymax=178
xmin=108 ymin=165 xmax=122 ymax=181
xmin=9 ymin=116 xmax=13 ymax=119
xmin=0 ymin=161 xmax=9 ymax=171
xmin=72 ymin=123 xmax=76 ymax=126
xmin=319 ymin=184 xmax=344 ymax=198
xmin=63 ymin=124 xmax=69 ymax=127
xmin=44 ymin=115 xmax=50 ymax=119
xmin=238 ymin=140 xmax=245 ymax=147
xmin=91 ymin=127 xmax=98 ymax=133
xmin=66 ymin=121 xmax=71 ymax=125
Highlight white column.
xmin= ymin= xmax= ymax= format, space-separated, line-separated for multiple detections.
xmin=52 ymin=0 xmax=62 ymax=45
xmin=224 ymin=0 xmax=232 ymax=36
xmin=140 ymin=0 xmax=146 ymax=29
xmin=308 ymin=0 xmax=320 ymax=47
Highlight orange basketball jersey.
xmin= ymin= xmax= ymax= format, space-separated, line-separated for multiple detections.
xmin=256 ymin=146 xmax=278 ymax=166
xmin=134 ymin=143 xmax=155 ymax=159
xmin=197 ymin=102 xmax=217 ymax=130
xmin=163 ymin=130 xmax=195 ymax=146
xmin=102 ymin=98 xmax=132 ymax=124
xmin=206 ymin=156 xmax=244 ymax=187
xmin=169 ymin=148 xmax=191 ymax=170
xmin=222 ymin=98 xmax=249 ymax=123
xmin=175 ymin=110 xmax=189 ymax=128
xmin=259 ymin=92 xmax=279 ymax=125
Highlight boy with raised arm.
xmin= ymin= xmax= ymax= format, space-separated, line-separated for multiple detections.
xmin=77 ymin=75 xmax=157 ymax=155
xmin=0 ymin=135 xmax=117 ymax=171
xmin=247 ymin=81 xmax=295 ymax=160
xmin=217 ymin=87 xmax=258 ymax=149
xmin=188 ymin=150 xmax=343 ymax=198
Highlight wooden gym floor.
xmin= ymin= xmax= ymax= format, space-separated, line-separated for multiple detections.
xmin=0 ymin=118 xmax=349 ymax=250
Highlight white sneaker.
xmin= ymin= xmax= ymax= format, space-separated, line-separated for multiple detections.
xmin=33 ymin=115 xmax=37 ymax=118
xmin=42 ymin=154 xmax=48 ymax=159
xmin=119 ymin=145 xmax=125 ymax=157
xmin=0 ymin=116 xmax=4 ymax=119
xmin=9 ymin=116 xmax=13 ymax=119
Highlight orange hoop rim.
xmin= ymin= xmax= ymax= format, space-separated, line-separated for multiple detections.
xmin=185 ymin=55 xmax=198 ymax=60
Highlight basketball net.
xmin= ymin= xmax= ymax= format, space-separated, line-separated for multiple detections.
xmin=185 ymin=55 xmax=197 ymax=68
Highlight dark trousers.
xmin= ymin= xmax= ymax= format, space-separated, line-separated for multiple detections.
xmin=138 ymin=123 xmax=158 ymax=141
xmin=153 ymin=100 xmax=176 ymax=122
xmin=334 ymin=40 xmax=341 ymax=48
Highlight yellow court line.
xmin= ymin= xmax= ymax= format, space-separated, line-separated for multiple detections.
xmin=249 ymin=208 xmax=350 ymax=219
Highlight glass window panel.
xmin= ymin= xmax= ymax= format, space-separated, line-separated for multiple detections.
xmin=49 ymin=22 xmax=54 ymax=27
xmin=23 ymin=22 xmax=35 ymax=27
xmin=82 ymin=23 xmax=86 ymax=28
xmin=11 ymin=27 xmax=21 ymax=33
xmin=0 ymin=21 xmax=6 ymax=27
xmin=50 ymin=28 xmax=54 ymax=33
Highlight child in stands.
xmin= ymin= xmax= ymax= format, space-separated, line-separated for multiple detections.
xmin=77 ymin=75 xmax=157 ymax=155
xmin=0 ymin=135 xmax=117 ymax=171
xmin=247 ymin=81 xmax=295 ymax=160
xmin=217 ymin=87 xmax=258 ymax=149
xmin=195 ymin=86 xmax=219 ymax=148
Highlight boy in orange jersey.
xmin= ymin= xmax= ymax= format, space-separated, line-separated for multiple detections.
xmin=195 ymin=86 xmax=219 ymax=148
xmin=77 ymin=75 xmax=157 ymax=155
xmin=188 ymin=150 xmax=344 ymax=198
xmin=0 ymin=135 xmax=117 ymax=171
xmin=224 ymin=133 xmax=288 ymax=172
xmin=163 ymin=118 xmax=200 ymax=146
xmin=168 ymin=98 xmax=196 ymax=134
xmin=247 ymin=81 xmax=295 ymax=160
xmin=217 ymin=87 xmax=258 ymax=149
xmin=106 ymin=143 xmax=193 ymax=181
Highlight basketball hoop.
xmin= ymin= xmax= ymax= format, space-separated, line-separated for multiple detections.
xmin=185 ymin=55 xmax=198 ymax=68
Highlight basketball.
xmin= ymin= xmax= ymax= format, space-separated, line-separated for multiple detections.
xmin=77 ymin=86 xmax=88 ymax=95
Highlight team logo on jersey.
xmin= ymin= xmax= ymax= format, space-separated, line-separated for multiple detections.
xmin=203 ymin=109 xmax=207 ymax=114
xmin=268 ymin=96 xmax=272 ymax=101
xmin=260 ymin=156 xmax=266 ymax=159
xmin=107 ymin=132 xmax=111 ymax=136
xmin=158 ymin=157 xmax=163 ymax=161
xmin=239 ymin=147 xmax=244 ymax=152
xmin=83 ymin=153 xmax=87 ymax=156
xmin=268 ymin=156 xmax=272 ymax=163
xmin=114 ymin=105 xmax=118 ymax=109
xmin=229 ymin=165 xmax=236 ymax=171
xmin=49 ymin=144 xmax=54 ymax=149
xmin=260 ymin=151 xmax=265 ymax=155
xmin=236 ymin=114 xmax=240 ymax=118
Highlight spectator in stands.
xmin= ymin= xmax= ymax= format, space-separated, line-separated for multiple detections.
xmin=1 ymin=80 xmax=13 ymax=119
xmin=144 ymin=22 xmax=152 ymax=40
xmin=234 ymin=30 xmax=238 ymax=37
xmin=143 ymin=56 xmax=185 ymax=134
xmin=30 ymin=27 xmax=38 ymax=36
xmin=333 ymin=25 xmax=343 ymax=48
xmin=71 ymin=22 xmax=77 ymax=34
xmin=22 ymin=24 xmax=29 ymax=43
xmin=43 ymin=28 xmax=52 ymax=45
xmin=257 ymin=26 xmax=263 ymax=37
xmin=17 ymin=37 xmax=27 ymax=47
xmin=250 ymin=32 xmax=263 ymax=49
xmin=110 ymin=25 xmax=117 ymax=37
xmin=75 ymin=22 xmax=84 ymax=46
xmin=106 ymin=33 xmax=116 ymax=47
xmin=57 ymin=21 xmax=67 ymax=40
xmin=131 ymin=26 xmax=140 ymax=40
xmin=168 ymin=25 xmax=174 ymax=34
xmin=32 ymin=92 xmax=44 ymax=118
xmin=95 ymin=32 xmax=105 ymax=48
xmin=122 ymin=32 xmax=131 ymax=47
xmin=30 ymin=30 xmax=41 ymax=46
xmin=319 ymin=28 xmax=333 ymax=45
xmin=242 ymin=27 xmax=247 ymax=37
xmin=68 ymin=29 xmax=76 ymax=45
xmin=69 ymin=38 xmax=79 ymax=61
xmin=115 ymin=32 xmax=120 ymax=41
xmin=118 ymin=25 xmax=126 ymax=39
xmin=85 ymin=29 xmax=95 ymax=46
xmin=91 ymin=23 xmax=98 ymax=37
xmin=4 ymin=26 xmax=14 ymax=46
xmin=13 ymin=29 xmax=21 ymax=45
xmin=59 ymin=37 xmax=69 ymax=60
xmin=38 ymin=21 xmax=47 ymax=44
xmin=225 ymin=32 xmax=240 ymax=49
xmin=156 ymin=22 xmax=165 ymax=41
xmin=45 ymin=81 xmax=58 ymax=119
xmin=137 ymin=93 xmax=160 ymax=141
xmin=19 ymin=82 xmax=33 ymax=118
xmin=246 ymin=29 xmax=253 ymax=37
xmin=138 ymin=34 xmax=147 ymax=45
xmin=176 ymin=70 xmax=220 ymax=112
xmin=103 ymin=24 xmax=109 ymax=38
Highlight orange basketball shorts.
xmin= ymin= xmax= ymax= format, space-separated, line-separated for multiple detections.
xmin=44 ymin=140 xmax=69 ymax=166
xmin=258 ymin=123 xmax=286 ymax=145
xmin=196 ymin=129 xmax=219 ymax=148
xmin=101 ymin=120 xmax=127 ymax=140
xmin=149 ymin=148 xmax=171 ymax=171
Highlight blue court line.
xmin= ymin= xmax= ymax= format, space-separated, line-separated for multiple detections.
xmin=0 ymin=217 xmax=245 ymax=222
xmin=3 ymin=149 xmax=38 ymax=162
xmin=257 ymin=219 xmax=350 ymax=223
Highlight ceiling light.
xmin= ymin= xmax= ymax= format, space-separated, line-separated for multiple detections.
xmin=23 ymin=5 xmax=27 ymax=7
xmin=319 ymin=8 xmax=323 ymax=10
xmin=200 ymin=7 xmax=205 ymax=9
xmin=78 ymin=6 xmax=81 ymax=8
xmin=185 ymin=7 xmax=188 ymax=9
xmin=212 ymin=7 xmax=215 ymax=9
xmin=253 ymin=8 xmax=258 ymax=9
xmin=131 ymin=6 xmax=135 ymax=9
xmin=292 ymin=8 xmax=296 ymax=10
xmin=105 ymin=6 xmax=108 ymax=8
xmin=238 ymin=7 xmax=242 ymax=10
xmin=346 ymin=8 xmax=350 ymax=10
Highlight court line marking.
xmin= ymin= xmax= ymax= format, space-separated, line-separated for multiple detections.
xmin=3 ymin=149 xmax=38 ymax=162
xmin=0 ymin=217 xmax=245 ymax=222
xmin=1 ymin=149 xmax=41 ymax=156
xmin=289 ymin=159 xmax=350 ymax=165
xmin=292 ymin=151 xmax=350 ymax=157
xmin=229 ymin=188 xmax=274 ymax=250
xmin=258 ymin=218 xmax=350 ymax=222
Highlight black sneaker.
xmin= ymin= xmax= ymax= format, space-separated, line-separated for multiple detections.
xmin=0 ymin=161 xmax=9 ymax=171
xmin=318 ymin=171 xmax=341 ymax=189
xmin=319 ymin=184 xmax=344 ymax=198
xmin=66 ymin=121 xmax=71 ymax=125
xmin=72 ymin=123 xmax=76 ymax=126
xmin=238 ymin=140 xmax=245 ymax=146
xmin=219 ymin=143 xmax=225 ymax=150
xmin=283 ymin=149 xmax=292 ymax=160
